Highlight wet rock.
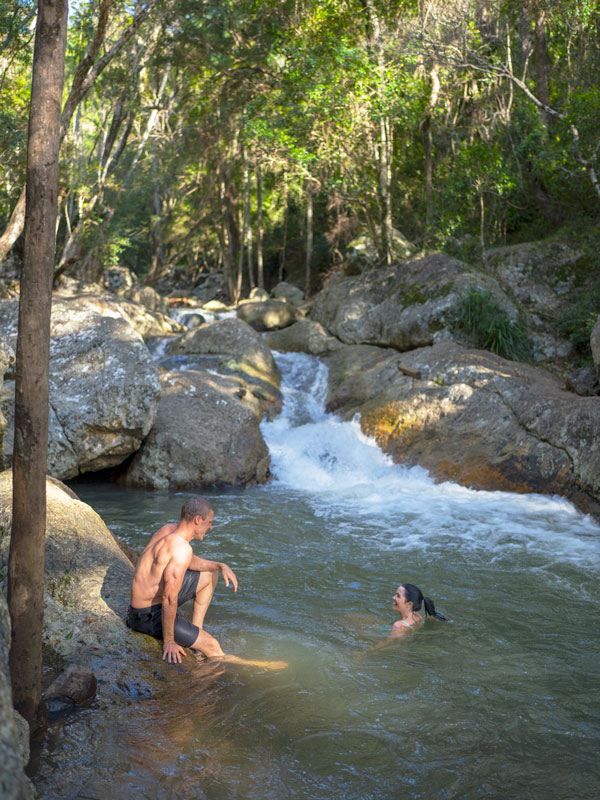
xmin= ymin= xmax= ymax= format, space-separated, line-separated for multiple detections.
xmin=45 ymin=664 xmax=97 ymax=707
xmin=311 ymin=252 xmax=513 ymax=351
xmin=0 ymin=296 xmax=161 ymax=479
xmin=324 ymin=341 xmax=600 ymax=516
xmin=122 ymin=369 xmax=271 ymax=489
xmin=237 ymin=299 xmax=298 ymax=331
xmin=591 ymin=316 xmax=600 ymax=381
xmin=182 ymin=312 xmax=206 ymax=330
xmin=0 ymin=596 xmax=35 ymax=800
xmin=271 ymin=281 xmax=304 ymax=306
xmin=264 ymin=319 xmax=343 ymax=356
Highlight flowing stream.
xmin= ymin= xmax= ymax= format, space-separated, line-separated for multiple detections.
xmin=29 ymin=352 xmax=600 ymax=799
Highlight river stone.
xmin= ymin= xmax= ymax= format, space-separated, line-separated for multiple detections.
xmin=237 ymin=299 xmax=298 ymax=331
xmin=0 ymin=297 xmax=161 ymax=480
xmin=591 ymin=316 xmax=600 ymax=381
xmin=310 ymin=252 xmax=515 ymax=351
xmin=0 ymin=596 xmax=35 ymax=800
xmin=124 ymin=284 xmax=169 ymax=316
xmin=44 ymin=664 xmax=97 ymax=706
xmin=271 ymin=281 xmax=305 ymax=306
xmin=264 ymin=320 xmax=343 ymax=356
xmin=122 ymin=369 xmax=270 ymax=489
xmin=324 ymin=341 xmax=600 ymax=516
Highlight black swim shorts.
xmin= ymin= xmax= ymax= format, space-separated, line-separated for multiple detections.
xmin=126 ymin=569 xmax=201 ymax=647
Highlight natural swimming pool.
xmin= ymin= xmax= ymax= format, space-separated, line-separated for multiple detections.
xmin=29 ymin=352 xmax=600 ymax=799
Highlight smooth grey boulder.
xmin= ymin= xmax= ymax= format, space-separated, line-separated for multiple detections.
xmin=324 ymin=341 xmax=600 ymax=517
xmin=344 ymin=229 xmax=414 ymax=273
xmin=0 ymin=596 xmax=35 ymax=800
xmin=237 ymin=299 xmax=298 ymax=331
xmin=264 ymin=319 xmax=343 ymax=356
xmin=591 ymin=316 xmax=600 ymax=381
xmin=0 ymin=297 xmax=161 ymax=479
xmin=124 ymin=284 xmax=169 ymax=316
xmin=123 ymin=369 xmax=271 ymax=489
xmin=271 ymin=281 xmax=305 ymax=306
xmin=311 ymin=252 xmax=513 ymax=351
xmin=0 ymin=470 xmax=137 ymax=659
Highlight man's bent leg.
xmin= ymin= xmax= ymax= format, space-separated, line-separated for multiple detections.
xmin=192 ymin=570 xmax=218 ymax=629
xmin=189 ymin=626 xmax=225 ymax=658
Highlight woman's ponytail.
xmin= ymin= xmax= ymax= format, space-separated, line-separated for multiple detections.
xmin=423 ymin=596 xmax=447 ymax=621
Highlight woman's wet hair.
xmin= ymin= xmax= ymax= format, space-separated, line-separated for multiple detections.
xmin=401 ymin=583 xmax=447 ymax=621
xmin=180 ymin=497 xmax=213 ymax=522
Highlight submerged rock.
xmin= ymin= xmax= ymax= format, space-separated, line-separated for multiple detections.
xmin=0 ymin=297 xmax=161 ymax=480
xmin=123 ymin=369 xmax=270 ymax=489
xmin=324 ymin=341 xmax=600 ymax=516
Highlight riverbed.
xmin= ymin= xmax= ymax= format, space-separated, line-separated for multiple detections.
xmin=29 ymin=352 xmax=600 ymax=799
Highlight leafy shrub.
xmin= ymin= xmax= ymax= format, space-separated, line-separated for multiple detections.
xmin=457 ymin=289 xmax=531 ymax=361
xmin=559 ymin=282 xmax=600 ymax=355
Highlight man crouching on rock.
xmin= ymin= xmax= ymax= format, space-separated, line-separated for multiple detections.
xmin=126 ymin=497 xmax=237 ymax=664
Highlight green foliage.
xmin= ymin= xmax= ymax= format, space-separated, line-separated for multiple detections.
xmin=559 ymin=282 xmax=600 ymax=355
xmin=457 ymin=289 xmax=531 ymax=361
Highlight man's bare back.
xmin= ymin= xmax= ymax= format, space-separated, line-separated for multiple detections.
xmin=131 ymin=522 xmax=193 ymax=609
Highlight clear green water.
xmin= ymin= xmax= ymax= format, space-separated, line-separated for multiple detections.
xmin=28 ymin=353 xmax=600 ymax=799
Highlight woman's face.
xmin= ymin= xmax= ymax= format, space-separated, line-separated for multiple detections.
xmin=392 ymin=585 xmax=411 ymax=615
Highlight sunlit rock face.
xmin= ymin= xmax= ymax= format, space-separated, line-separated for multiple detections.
xmin=324 ymin=341 xmax=600 ymax=516
xmin=591 ymin=316 xmax=600 ymax=381
xmin=310 ymin=252 xmax=515 ymax=352
xmin=0 ymin=471 xmax=135 ymax=658
xmin=264 ymin=319 xmax=343 ymax=356
xmin=0 ymin=297 xmax=161 ymax=480
xmin=122 ymin=369 xmax=270 ymax=489
xmin=237 ymin=299 xmax=299 ymax=331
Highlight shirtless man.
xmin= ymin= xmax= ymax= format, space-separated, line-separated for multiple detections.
xmin=126 ymin=497 xmax=237 ymax=664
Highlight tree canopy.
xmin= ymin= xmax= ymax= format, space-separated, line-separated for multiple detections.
xmin=1 ymin=0 xmax=599 ymax=296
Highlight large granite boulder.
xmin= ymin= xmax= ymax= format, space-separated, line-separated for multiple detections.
xmin=484 ymin=240 xmax=584 ymax=360
xmin=591 ymin=316 xmax=600 ymax=381
xmin=324 ymin=341 xmax=600 ymax=516
xmin=271 ymin=281 xmax=305 ymax=306
xmin=0 ymin=297 xmax=161 ymax=480
xmin=311 ymin=252 xmax=514 ymax=352
xmin=166 ymin=317 xmax=281 ymax=414
xmin=343 ymin=229 xmax=414 ymax=274
xmin=237 ymin=299 xmax=298 ymax=331
xmin=123 ymin=369 xmax=271 ymax=489
xmin=264 ymin=319 xmax=343 ymax=356
xmin=0 ymin=470 xmax=135 ymax=658
xmin=0 ymin=598 xmax=34 ymax=800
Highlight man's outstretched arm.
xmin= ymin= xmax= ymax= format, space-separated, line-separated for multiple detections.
xmin=188 ymin=555 xmax=238 ymax=591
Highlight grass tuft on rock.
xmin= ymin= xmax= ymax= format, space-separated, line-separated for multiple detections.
xmin=457 ymin=289 xmax=531 ymax=361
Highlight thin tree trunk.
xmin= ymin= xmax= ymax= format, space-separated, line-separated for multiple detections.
xmin=424 ymin=63 xmax=440 ymax=228
xmin=236 ymin=157 xmax=248 ymax=303
xmin=279 ymin=179 xmax=289 ymax=283
xmin=256 ymin=163 xmax=264 ymax=289
xmin=8 ymin=0 xmax=68 ymax=732
xmin=305 ymin=186 xmax=313 ymax=298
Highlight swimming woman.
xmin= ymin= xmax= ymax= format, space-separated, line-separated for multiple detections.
xmin=389 ymin=583 xmax=446 ymax=638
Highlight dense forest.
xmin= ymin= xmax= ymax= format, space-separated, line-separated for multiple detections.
xmin=1 ymin=0 xmax=599 ymax=301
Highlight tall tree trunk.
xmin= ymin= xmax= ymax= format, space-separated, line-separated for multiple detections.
xmin=533 ymin=6 xmax=551 ymax=125
xmin=305 ymin=186 xmax=313 ymax=298
xmin=256 ymin=163 xmax=264 ymax=289
xmin=424 ymin=63 xmax=440 ymax=229
xmin=8 ymin=0 xmax=68 ymax=732
xmin=279 ymin=179 xmax=289 ymax=283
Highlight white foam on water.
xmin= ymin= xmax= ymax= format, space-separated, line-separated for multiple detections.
xmin=261 ymin=351 xmax=600 ymax=569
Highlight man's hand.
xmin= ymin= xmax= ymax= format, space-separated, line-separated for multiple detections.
xmin=219 ymin=562 xmax=238 ymax=592
xmin=162 ymin=641 xmax=187 ymax=664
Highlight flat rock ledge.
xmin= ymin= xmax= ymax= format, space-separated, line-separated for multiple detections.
xmin=324 ymin=341 xmax=600 ymax=517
